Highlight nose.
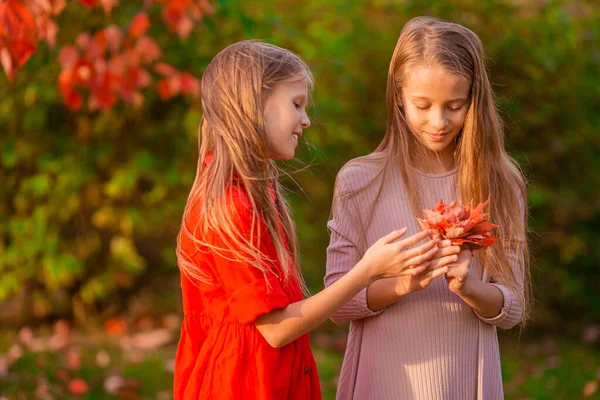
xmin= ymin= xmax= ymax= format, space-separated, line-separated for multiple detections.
xmin=301 ymin=112 xmax=311 ymax=129
xmin=430 ymin=108 xmax=448 ymax=131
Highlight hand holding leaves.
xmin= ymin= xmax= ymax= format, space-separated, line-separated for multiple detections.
xmin=417 ymin=198 xmax=499 ymax=251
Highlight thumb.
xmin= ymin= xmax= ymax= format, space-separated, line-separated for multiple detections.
xmin=380 ymin=227 xmax=408 ymax=244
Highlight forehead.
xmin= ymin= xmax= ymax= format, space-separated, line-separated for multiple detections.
xmin=274 ymin=77 xmax=308 ymax=96
xmin=403 ymin=64 xmax=470 ymax=100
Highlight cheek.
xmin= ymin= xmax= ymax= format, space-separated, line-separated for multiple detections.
xmin=450 ymin=110 xmax=468 ymax=130
xmin=404 ymin=108 xmax=425 ymax=129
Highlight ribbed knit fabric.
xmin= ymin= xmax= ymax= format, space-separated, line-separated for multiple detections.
xmin=325 ymin=155 xmax=524 ymax=400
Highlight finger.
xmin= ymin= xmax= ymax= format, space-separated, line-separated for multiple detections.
xmin=402 ymin=238 xmax=439 ymax=260
xmin=422 ymin=266 xmax=449 ymax=283
xmin=399 ymin=229 xmax=436 ymax=249
xmin=436 ymin=239 xmax=454 ymax=248
xmin=444 ymin=267 xmax=467 ymax=279
xmin=432 ymin=245 xmax=461 ymax=260
xmin=380 ymin=227 xmax=408 ymax=244
xmin=429 ymin=254 xmax=459 ymax=269
xmin=404 ymin=244 xmax=440 ymax=267
xmin=401 ymin=261 xmax=431 ymax=276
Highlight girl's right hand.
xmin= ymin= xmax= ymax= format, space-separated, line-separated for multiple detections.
xmin=394 ymin=239 xmax=461 ymax=296
xmin=360 ymin=227 xmax=440 ymax=281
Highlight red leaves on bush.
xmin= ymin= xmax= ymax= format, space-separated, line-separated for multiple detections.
xmin=158 ymin=0 xmax=214 ymax=38
xmin=417 ymin=198 xmax=499 ymax=251
xmin=78 ymin=0 xmax=116 ymax=13
xmin=1 ymin=0 xmax=204 ymax=110
xmin=155 ymin=62 xmax=200 ymax=100
xmin=129 ymin=12 xmax=150 ymax=38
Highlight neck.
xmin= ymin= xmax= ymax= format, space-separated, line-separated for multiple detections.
xmin=413 ymin=146 xmax=456 ymax=174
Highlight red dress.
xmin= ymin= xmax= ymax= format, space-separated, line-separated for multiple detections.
xmin=173 ymin=183 xmax=322 ymax=399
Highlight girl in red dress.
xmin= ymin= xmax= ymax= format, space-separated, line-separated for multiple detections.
xmin=173 ymin=40 xmax=458 ymax=399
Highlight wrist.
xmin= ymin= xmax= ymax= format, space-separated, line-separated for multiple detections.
xmin=454 ymin=275 xmax=477 ymax=298
xmin=355 ymin=259 xmax=377 ymax=287
xmin=393 ymin=277 xmax=410 ymax=298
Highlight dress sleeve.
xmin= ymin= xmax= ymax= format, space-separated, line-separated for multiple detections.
xmin=475 ymin=187 xmax=526 ymax=330
xmin=207 ymin=189 xmax=290 ymax=324
xmin=325 ymin=167 xmax=384 ymax=324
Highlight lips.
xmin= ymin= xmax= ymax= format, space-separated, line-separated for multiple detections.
xmin=426 ymin=132 xmax=448 ymax=142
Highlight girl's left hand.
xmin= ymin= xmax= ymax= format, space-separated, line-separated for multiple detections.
xmin=445 ymin=249 xmax=473 ymax=295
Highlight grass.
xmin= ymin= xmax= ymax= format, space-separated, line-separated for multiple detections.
xmin=1 ymin=328 xmax=599 ymax=399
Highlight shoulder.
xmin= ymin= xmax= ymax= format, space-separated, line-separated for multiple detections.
xmin=335 ymin=152 xmax=387 ymax=193
xmin=183 ymin=185 xmax=257 ymax=237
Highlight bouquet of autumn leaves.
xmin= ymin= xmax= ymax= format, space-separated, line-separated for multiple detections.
xmin=417 ymin=199 xmax=499 ymax=251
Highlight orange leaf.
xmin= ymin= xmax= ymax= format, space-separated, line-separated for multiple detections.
xmin=417 ymin=199 xmax=499 ymax=251
xmin=129 ymin=12 xmax=149 ymax=38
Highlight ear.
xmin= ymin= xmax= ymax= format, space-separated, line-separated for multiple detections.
xmin=396 ymin=87 xmax=404 ymax=108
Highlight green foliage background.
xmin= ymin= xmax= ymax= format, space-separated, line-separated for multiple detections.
xmin=1 ymin=0 xmax=599 ymax=341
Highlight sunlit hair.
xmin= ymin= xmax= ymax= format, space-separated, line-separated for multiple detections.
xmin=176 ymin=40 xmax=313 ymax=296
xmin=336 ymin=16 xmax=531 ymax=325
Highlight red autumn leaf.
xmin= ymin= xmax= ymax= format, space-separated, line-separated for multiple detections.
xmin=417 ymin=198 xmax=499 ymax=251
xmin=158 ymin=0 xmax=213 ymax=39
xmin=78 ymin=0 xmax=100 ymax=8
xmin=56 ymin=368 xmax=69 ymax=381
xmin=68 ymin=378 xmax=89 ymax=395
xmin=132 ymin=36 xmax=161 ymax=64
xmin=154 ymin=61 xmax=176 ymax=76
xmin=156 ymin=78 xmax=173 ymax=100
xmin=66 ymin=349 xmax=82 ymax=370
xmin=180 ymin=71 xmax=200 ymax=96
xmin=58 ymin=45 xmax=78 ymax=69
xmin=129 ymin=12 xmax=150 ymax=38
xmin=103 ymin=25 xmax=122 ymax=52
xmin=0 ymin=0 xmax=38 ymax=81
xmin=104 ymin=317 xmax=127 ymax=336
xmin=99 ymin=0 xmax=118 ymax=14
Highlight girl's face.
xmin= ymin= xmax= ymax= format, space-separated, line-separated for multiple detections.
xmin=401 ymin=64 xmax=470 ymax=163
xmin=263 ymin=77 xmax=311 ymax=161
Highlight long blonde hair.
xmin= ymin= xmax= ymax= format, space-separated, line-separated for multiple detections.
xmin=177 ymin=40 xmax=312 ymax=295
xmin=339 ymin=16 xmax=531 ymax=325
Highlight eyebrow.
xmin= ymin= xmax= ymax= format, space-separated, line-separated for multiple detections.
xmin=293 ymin=93 xmax=307 ymax=102
xmin=410 ymin=96 xmax=468 ymax=102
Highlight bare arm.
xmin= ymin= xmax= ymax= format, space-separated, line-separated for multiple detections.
xmin=255 ymin=229 xmax=438 ymax=348
xmin=255 ymin=258 xmax=372 ymax=348
xmin=367 ymin=240 xmax=461 ymax=310
xmin=455 ymin=277 xmax=504 ymax=318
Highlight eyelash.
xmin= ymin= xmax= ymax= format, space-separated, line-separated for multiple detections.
xmin=415 ymin=105 xmax=464 ymax=111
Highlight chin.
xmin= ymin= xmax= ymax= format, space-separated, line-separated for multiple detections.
xmin=276 ymin=152 xmax=295 ymax=161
